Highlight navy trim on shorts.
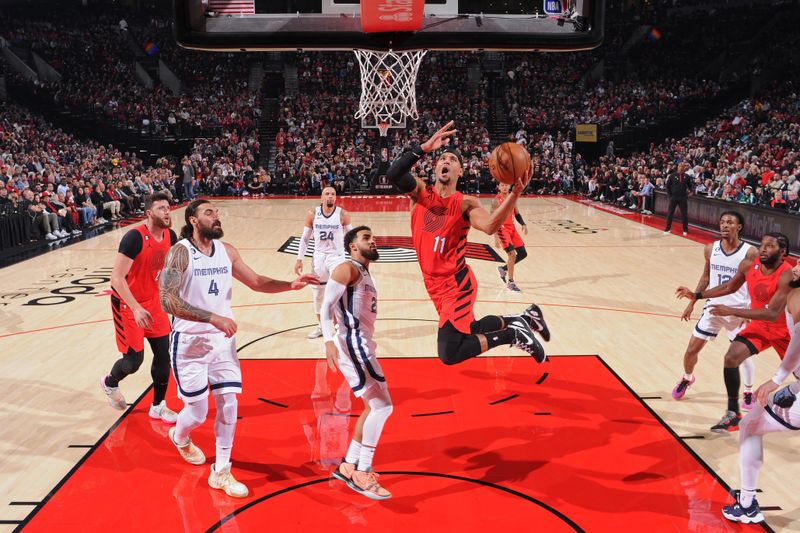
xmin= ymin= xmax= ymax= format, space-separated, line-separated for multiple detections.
xmin=210 ymin=381 xmax=242 ymax=391
xmin=694 ymin=323 xmax=718 ymax=338
xmin=734 ymin=335 xmax=759 ymax=356
xmin=347 ymin=286 xmax=385 ymax=383
xmin=765 ymin=405 xmax=800 ymax=431
xmin=170 ymin=331 xmax=208 ymax=398
xmin=339 ymin=298 xmax=366 ymax=392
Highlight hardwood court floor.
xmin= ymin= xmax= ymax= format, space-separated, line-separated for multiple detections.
xmin=0 ymin=196 xmax=796 ymax=531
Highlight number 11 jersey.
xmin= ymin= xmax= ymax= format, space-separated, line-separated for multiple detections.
xmin=411 ymin=186 xmax=470 ymax=278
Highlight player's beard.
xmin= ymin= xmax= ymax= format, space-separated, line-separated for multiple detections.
xmin=761 ymin=251 xmax=782 ymax=268
xmin=199 ymin=221 xmax=224 ymax=239
xmin=326 ymin=200 xmax=335 ymax=208
xmin=790 ymin=278 xmax=800 ymax=289
xmin=361 ymin=246 xmax=379 ymax=261
xmin=152 ymin=214 xmax=171 ymax=229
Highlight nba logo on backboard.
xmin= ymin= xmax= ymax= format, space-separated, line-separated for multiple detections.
xmin=544 ymin=0 xmax=563 ymax=15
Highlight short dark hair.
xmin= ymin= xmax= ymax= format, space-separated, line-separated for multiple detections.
xmin=720 ymin=210 xmax=744 ymax=228
xmin=764 ymin=232 xmax=790 ymax=255
xmin=144 ymin=191 xmax=171 ymax=212
xmin=440 ymin=147 xmax=463 ymax=167
xmin=180 ymin=198 xmax=211 ymax=240
xmin=344 ymin=225 xmax=371 ymax=254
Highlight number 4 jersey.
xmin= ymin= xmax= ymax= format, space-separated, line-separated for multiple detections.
xmin=171 ymin=239 xmax=234 ymax=335
xmin=708 ymin=240 xmax=753 ymax=308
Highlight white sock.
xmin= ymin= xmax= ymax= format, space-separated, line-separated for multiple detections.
xmin=215 ymin=447 xmax=232 ymax=472
xmin=357 ymin=445 xmax=376 ymax=472
xmin=345 ymin=440 xmax=362 ymax=464
xmin=740 ymin=488 xmax=757 ymax=508
xmin=214 ymin=393 xmax=237 ymax=471
xmin=741 ymin=357 xmax=755 ymax=391
xmin=683 ymin=373 xmax=693 ymax=381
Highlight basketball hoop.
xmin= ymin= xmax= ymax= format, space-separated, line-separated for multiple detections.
xmin=354 ymin=49 xmax=427 ymax=130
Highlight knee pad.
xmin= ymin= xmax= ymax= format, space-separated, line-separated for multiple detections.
xmin=184 ymin=399 xmax=208 ymax=426
xmin=215 ymin=393 xmax=238 ymax=425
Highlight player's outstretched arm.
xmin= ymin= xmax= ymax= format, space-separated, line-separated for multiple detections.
xmin=295 ymin=209 xmax=314 ymax=275
xmin=226 ymin=242 xmax=320 ymax=293
xmin=159 ymin=244 xmax=236 ymax=335
xmin=680 ymin=243 xmax=713 ymax=321
xmin=676 ymin=253 xmax=753 ymax=301
xmin=321 ymin=262 xmax=358 ymax=372
xmin=468 ymin=162 xmax=532 ymax=234
xmin=710 ymin=268 xmax=793 ymax=321
xmin=386 ymin=121 xmax=457 ymax=200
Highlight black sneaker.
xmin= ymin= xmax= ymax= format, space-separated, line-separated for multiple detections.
xmin=710 ymin=411 xmax=741 ymax=433
xmin=520 ymin=303 xmax=551 ymax=342
xmin=508 ymin=317 xmax=546 ymax=363
xmin=722 ymin=490 xmax=765 ymax=524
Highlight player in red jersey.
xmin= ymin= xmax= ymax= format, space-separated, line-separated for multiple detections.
xmin=386 ymin=121 xmax=549 ymax=365
xmin=678 ymin=233 xmax=792 ymax=432
xmin=492 ymin=181 xmax=528 ymax=292
xmin=99 ymin=192 xmax=179 ymax=422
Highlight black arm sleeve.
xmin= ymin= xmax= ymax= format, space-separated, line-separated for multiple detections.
xmin=386 ymin=145 xmax=424 ymax=194
xmin=169 ymin=229 xmax=178 ymax=246
xmin=118 ymin=230 xmax=143 ymax=260
xmin=515 ymin=213 xmax=525 ymax=225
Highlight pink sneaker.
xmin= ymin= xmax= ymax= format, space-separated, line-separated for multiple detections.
xmin=672 ymin=375 xmax=695 ymax=400
xmin=742 ymin=392 xmax=755 ymax=411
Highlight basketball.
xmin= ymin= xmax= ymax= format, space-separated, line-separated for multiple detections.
xmin=488 ymin=142 xmax=531 ymax=185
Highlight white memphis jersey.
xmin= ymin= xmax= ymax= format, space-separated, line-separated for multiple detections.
xmin=313 ymin=205 xmax=345 ymax=256
xmin=171 ymin=239 xmax=234 ymax=335
xmin=708 ymin=240 xmax=752 ymax=307
xmin=333 ymin=260 xmax=378 ymax=357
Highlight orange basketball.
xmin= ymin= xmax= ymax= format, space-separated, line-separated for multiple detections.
xmin=488 ymin=142 xmax=531 ymax=185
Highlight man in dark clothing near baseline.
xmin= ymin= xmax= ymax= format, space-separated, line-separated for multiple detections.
xmin=664 ymin=162 xmax=693 ymax=236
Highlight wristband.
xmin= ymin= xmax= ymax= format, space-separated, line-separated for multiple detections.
xmin=410 ymin=144 xmax=425 ymax=159
xmin=694 ymin=291 xmax=704 ymax=300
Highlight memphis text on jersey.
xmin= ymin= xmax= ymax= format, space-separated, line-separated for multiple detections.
xmin=193 ymin=266 xmax=230 ymax=276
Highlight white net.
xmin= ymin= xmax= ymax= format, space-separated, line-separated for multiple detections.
xmin=353 ymin=49 xmax=427 ymax=130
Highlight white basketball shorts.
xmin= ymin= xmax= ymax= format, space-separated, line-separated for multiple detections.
xmin=334 ymin=336 xmax=387 ymax=398
xmin=693 ymin=305 xmax=747 ymax=342
xmin=170 ymin=330 xmax=242 ymax=402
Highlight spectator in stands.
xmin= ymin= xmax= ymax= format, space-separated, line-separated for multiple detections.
xmin=737 ymin=185 xmax=757 ymax=205
xmin=770 ymin=189 xmax=787 ymax=210
xmin=75 ymin=186 xmax=101 ymax=225
xmin=92 ymin=183 xmax=120 ymax=220
xmin=21 ymin=189 xmax=62 ymax=240
xmin=181 ymin=156 xmax=195 ymax=200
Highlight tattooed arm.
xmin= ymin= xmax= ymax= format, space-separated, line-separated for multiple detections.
xmin=159 ymin=244 xmax=237 ymax=336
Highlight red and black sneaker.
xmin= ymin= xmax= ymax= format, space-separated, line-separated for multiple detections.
xmin=710 ymin=411 xmax=742 ymax=433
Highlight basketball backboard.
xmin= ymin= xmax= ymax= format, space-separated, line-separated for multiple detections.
xmin=175 ymin=0 xmax=604 ymax=52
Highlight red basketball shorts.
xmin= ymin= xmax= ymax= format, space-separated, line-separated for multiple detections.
xmin=424 ymin=266 xmax=478 ymax=335
xmin=497 ymin=224 xmax=524 ymax=252
xmin=111 ymin=294 xmax=171 ymax=353
xmin=735 ymin=321 xmax=790 ymax=359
